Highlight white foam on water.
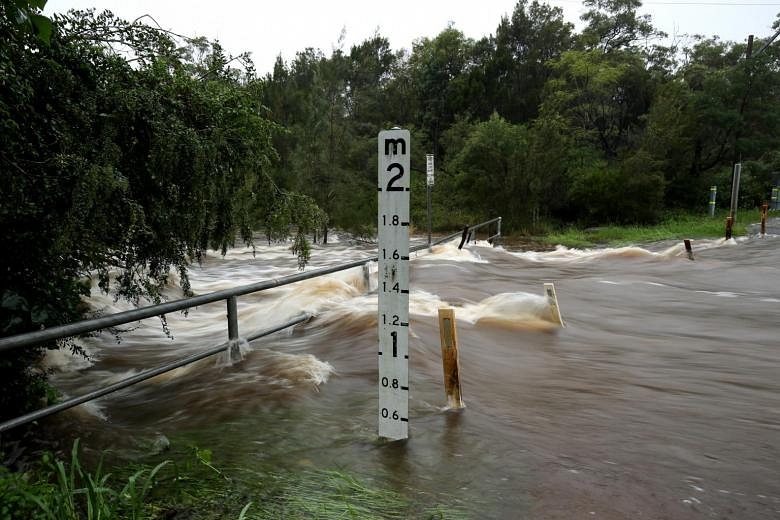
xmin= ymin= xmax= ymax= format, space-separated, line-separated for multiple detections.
xmin=511 ymin=244 xmax=661 ymax=263
xmin=695 ymin=290 xmax=741 ymax=298
xmin=43 ymin=343 xmax=94 ymax=372
xmin=509 ymin=236 xmax=746 ymax=264
xmin=75 ymin=400 xmax=108 ymax=421
xmin=243 ymin=351 xmax=334 ymax=390
xmin=425 ymin=240 xmax=489 ymax=263
xmin=459 ymin=292 xmax=554 ymax=325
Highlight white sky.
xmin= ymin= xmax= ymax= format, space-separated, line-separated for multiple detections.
xmin=45 ymin=0 xmax=780 ymax=74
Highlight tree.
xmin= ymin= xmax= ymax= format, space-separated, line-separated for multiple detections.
xmin=447 ymin=113 xmax=532 ymax=226
xmin=490 ymin=0 xmax=574 ymax=122
xmin=579 ymin=0 xmax=659 ymax=53
xmin=408 ymin=27 xmax=474 ymax=158
xmin=545 ymin=49 xmax=653 ymax=159
xmin=0 ymin=9 xmax=320 ymax=422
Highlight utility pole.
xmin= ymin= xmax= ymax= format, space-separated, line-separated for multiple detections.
xmin=729 ymin=28 xmax=780 ymax=228
xmin=728 ymin=35 xmax=754 ymax=227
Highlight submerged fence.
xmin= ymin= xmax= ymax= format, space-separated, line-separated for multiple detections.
xmin=0 ymin=217 xmax=501 ymax=433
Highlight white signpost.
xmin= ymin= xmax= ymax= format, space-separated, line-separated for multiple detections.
xmin=426 ymin=153 xmax=434 ymax=246
xmin=377 ymin=128 xmax=410 ymax=440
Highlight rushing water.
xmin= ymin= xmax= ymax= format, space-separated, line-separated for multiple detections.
xmin=43 ymin=221 xmax=780 ymax=519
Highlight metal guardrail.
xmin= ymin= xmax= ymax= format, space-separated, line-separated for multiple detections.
xmin=0 ymin=314 xmax=311 ymax=433
xmin=0 ymin=217 xmax=501 ymax=433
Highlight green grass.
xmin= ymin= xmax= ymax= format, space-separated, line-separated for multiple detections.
xmin=242 ymin=469 xmax=467 ymax=520
xmin=0 ymin=440 xmax=467 ymax=519
xmin=541 ymin=210 xmax=763 ymax=249
xmin=0 ymin=439 xmax=169 ymax=520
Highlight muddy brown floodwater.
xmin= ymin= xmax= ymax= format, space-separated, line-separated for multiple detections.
xmin=44 ymin=220 xmax=780 ymax=519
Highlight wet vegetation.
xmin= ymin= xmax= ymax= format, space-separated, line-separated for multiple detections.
xmin=541 ymin=209 xmax=763 ymax=248
xmin=0 ymin=439 xmax=465 ymax=519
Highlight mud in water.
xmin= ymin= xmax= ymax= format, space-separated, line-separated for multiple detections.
xmin=43 ymin=221 xmax=780 ymax=519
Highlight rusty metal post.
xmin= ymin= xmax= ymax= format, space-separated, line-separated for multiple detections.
xmin=437 ymin=308 xmax=464 ymax=409
xmin=761 ymin=203 xmax=768 ymax=236
xmin=729 ymin=163 xmax=741 ymax=222
xmin=725 ymin=216 xmax=734 ymax=240
xmin=684 ymin=239 xmax=694 ymax=261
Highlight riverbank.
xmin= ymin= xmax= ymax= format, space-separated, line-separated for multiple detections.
xmin=532 ymin=209 xmax=765 ymax=249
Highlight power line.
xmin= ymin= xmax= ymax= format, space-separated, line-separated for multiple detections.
xmin=644 ymin=1 xmax=780 ymax=5
xmin=551 ymin=0 xmax=780 ymax=4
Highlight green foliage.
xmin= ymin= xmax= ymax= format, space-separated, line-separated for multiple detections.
xmin=1 ymin=439 xmax=467 ymax=520
xmin=247 ymin=469 xmax=468 ymax=520
xmin=252 ymin=1 xmax=778 ymax=238
xmin=0 ymin=8 xmax=320 ymax=421
xmin=544 ymin=209 xmax=762 ymax=248
xmin=1 ymin=0 xmax=52 ymax=43
xmin=448 ymin=113 xmax=531 ymax=226
xmin=579 ymin=0 xmax=659 ymax=53
xmin=490 ymin=0 xmax=575 ymax=121
xmin=0 ymin=439 xmax=170 ymax=520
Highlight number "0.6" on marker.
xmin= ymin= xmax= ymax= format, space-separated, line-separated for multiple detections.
xmin=380 ymin=408 xmax=400 ymax=420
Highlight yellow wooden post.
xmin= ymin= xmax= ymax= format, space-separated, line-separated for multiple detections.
xmin=437 ymin=308 xmax=464 ymax=409
xmin=543 ymin=283 xmax=565 ymax=327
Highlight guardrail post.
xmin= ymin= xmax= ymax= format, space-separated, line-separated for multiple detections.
xmin=362 ymin=263 xmax=371 ymax=292
xmin=458 ymin=226 xmax=469 ymax=250
xmin=227 ymin=296 xmax=241 ymax=361
xmin=437 ymin=308 xmax=464 ymax=409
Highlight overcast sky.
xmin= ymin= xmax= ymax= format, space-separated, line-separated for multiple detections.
xmin=45 ymin=0 xmax=780 ymax=74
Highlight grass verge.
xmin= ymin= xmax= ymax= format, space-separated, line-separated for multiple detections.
xmin=1 ymin=440 xmax=467 ymax=519
xmin=540 ymin=210 xmax=763 ymax=249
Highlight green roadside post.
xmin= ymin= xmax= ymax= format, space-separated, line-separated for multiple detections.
xmin=709 ymin=186 xmax=717 ymax=217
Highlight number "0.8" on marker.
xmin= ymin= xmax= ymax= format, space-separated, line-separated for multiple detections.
xmin=381 ymin=377 xmax=399 ymax=388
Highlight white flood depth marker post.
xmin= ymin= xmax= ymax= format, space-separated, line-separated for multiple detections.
xmin=378 ymin=128 xmax=410 ymax=440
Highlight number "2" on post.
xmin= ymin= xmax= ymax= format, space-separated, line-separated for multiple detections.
xmin=386 ymin=163 xmax=404 ymax=191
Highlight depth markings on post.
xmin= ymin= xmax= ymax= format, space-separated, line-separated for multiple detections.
xmin=378 ymin=128 xmax=410 ymax=440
